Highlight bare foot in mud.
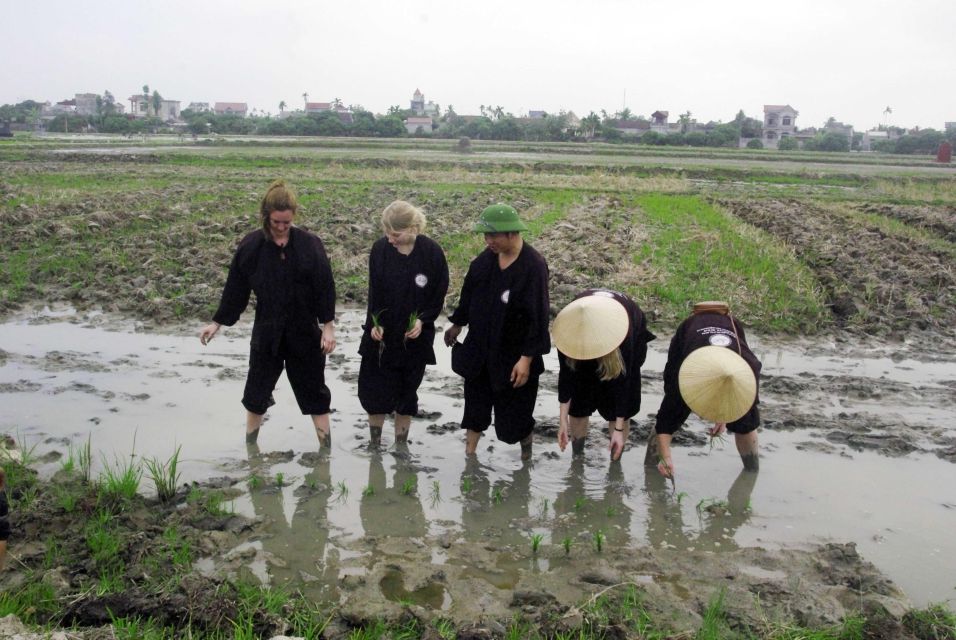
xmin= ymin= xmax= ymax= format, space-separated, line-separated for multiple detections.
xmin=465 ymin=429 xmax=481 ymax=456
xmin=520 ymin=435 xmax=533 ymax=461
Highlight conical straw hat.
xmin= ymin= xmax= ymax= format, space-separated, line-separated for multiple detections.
xmin=552 ymin=295 xmax=629 ymax=360
xmin=678 ymin=346 xmax=756 ymax=423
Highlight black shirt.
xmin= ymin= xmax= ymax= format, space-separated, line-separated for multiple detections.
xmin=212 ymin=227 xmax=336 ymax=354
xmin=655 ymin=312 xmax=762 ymax=434
xmin=358 ymin=235 xmax=449 ymax=366
xmin=558 ymin=289 xmax=656 ymax=419
xmin=448 ymin=242 xmax=551 ymax=389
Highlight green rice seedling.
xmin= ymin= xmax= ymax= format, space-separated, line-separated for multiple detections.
xmin=371 ymin=309 xmax=387 ymax=365
xmin=697 ymin=588 xmax=729 ymax=640
xmin=144 ymin=445 xmax=181 ymax=503
xmin=676 ymin=491 xmax=689 ymax=505
xmin=55 ymin=486 xmax=77 ymax=513
xmin=275 ymin=472 xmax=285 ymax=487
xmin=461 ymin=476 xmax=473 ymax=494
xmin=573 ymin=496 xmax=587 ymax=512
xmin=658 ymin=455 xmax=676 ymax=493
xmin=434 ymin=618 xmax=456 ymax=640
xmin=42 ymin=536 xmax=62 ymax=570
xmin=335 ymin=480 xmax=349 ymax=502
xmin=492 ymin=486 xmax=503 ymax=504
xmin=208 ymin=491 xmax=233 ymax=516
xmin=709 ymin=431 xmax=727 ymax=452
xmin=530 ymin=532 xmax=544 ymax=554
xmin=59 ymin=446 xmax=76 ymax=474
xmin=429 ymin=480 xmax=441 ymax=506
xmin=78 ymin=435 xmax=93 ymax=483
xmin=593 ymin=529 xmax=606 ymax=553
xmin=14 ymin=433 xmax=38 ymax=467
xmin=606 ymin=506 xmax=617 ymax=517
xmin=562 ymin=536 xmax=573 ymax=555
xmin=404 ymin=311 xmax=419 ymax=348
xmin=99 ymin=452 xmax=143 ymax=504
xmin=247 ymin=474 xmax=261 ymax=490
xmin=540 ymin=497 xmax=549 ymax=516
xmin=308 ymin=478 xmax=317 ymax=489
xmin=362 ymin=484 xmax=375 ymax=497
xmin=401 ymin=477 xmax=416 ymax=495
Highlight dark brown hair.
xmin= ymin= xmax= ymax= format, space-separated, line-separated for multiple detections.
xmin=260 ymin=180 xmax=298 ymax=237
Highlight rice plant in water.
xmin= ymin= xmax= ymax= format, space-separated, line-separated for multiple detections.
xmin=530 ymin=532 xmax=544 ymax=554
xmin=593 ymin=529 xmax=606 ymax=553
xmin=362 ymin=484 xmax=375 ymax=497
xmin=335 ymin=481 xmax=349 ymax=502
xmin=562 ymin=536 xmax=573 ymax=555
xmin=144 ymin=445 xmax=181 ymax=503
xmin=492 ymin=486 xmax=503 ymax=504
xmin=99 ymin=453 xmax=143 ymax=504
xmin=401 ymin=477 xmax=416 ymax=495
xmin=460 ymin=476 xmax=472 ymax=494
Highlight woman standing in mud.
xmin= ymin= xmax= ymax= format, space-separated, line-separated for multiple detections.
xmin=199 ymin=180 xmax=336 ymax=446
xmin=443 ymin=204 xmax=550 ymax=459
xmin=358 ymin=201 xmax=449 ymax=445
xmin=552 ymin=289 xmax=655 ymax=461
xmin=648 ymin=301 xmax=761 ymax=478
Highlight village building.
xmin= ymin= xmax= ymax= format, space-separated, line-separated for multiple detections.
xmin=410 ymin=89 xmax=440 ymax=117
xmin=528 ymin=110 xmax=546 ymax=119
xmin=305 ymin=102 xmax=331 ymax=114
xmin=128 ymin=94 xmax=181 ymax=120
xmin=186 ymin=102 xmax=210 ymax=112
xmin=611 ymin=119 xmax=650 ymax=137
xmin=404 ymin=116 xmax=433 ymax=135
xmin=762 ymin=104 xmax=798 ymax=148
xmin=74 ymin=93 xmax=99 ymax=116
xmin=214 ymin=102 xmax=247 ymax=117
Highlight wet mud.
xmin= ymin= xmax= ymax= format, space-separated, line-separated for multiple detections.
xmin=2 ymin=309 xmax=955 ymax=637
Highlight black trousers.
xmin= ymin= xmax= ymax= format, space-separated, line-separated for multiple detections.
xmin=357 ymin=355 xmax=427 ymax=416
xmin=242 ymin=334 xmax=331 ymax=416
xmin=461 ymin=366 xmax=538 ymax=444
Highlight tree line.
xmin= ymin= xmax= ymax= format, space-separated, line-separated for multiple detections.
xmin=2 ymin=98 xmax=953 ymax=154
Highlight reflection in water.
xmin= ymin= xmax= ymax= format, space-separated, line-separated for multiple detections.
xmin=644 ymin=469 xmax=758 ymax=552
xmin=359 ymin=444 xmax=428 ymax=539
xmin=553 ymin=458 xmax=634 ymax=548
xmin=245 ymin=445 xmax=339 ymax=602
xmin=460 ymin=457 xmax=532 ymax=549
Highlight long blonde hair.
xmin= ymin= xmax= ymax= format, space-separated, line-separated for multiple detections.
xmin=382 ymin=200 xmax=426 ymax=235
xmin=566 ymin=348 xmax=625 ymax=381
xmin=260 ymin=179 xmax=298 ymax=238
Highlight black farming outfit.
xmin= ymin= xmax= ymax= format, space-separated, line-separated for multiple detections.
xmin=212 ymin=226 xmax=336 ymax=415
xmin=448 ymin=243 xmax=550 ymax=444
xmin=358 ymin=235 xmax=449 ymax=416
xmin=655 ymin=312 xmax=762 ymax=435
xmin=558 ymin=289 xmax=656 ymax=421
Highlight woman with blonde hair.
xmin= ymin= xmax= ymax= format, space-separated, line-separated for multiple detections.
xmin=358 ymin=200 xmax=448 ymax=445
xmin=199 ymin=180 xmax=337 ymax=447
xmin=553 ymin=289 xmax=655 ymax=461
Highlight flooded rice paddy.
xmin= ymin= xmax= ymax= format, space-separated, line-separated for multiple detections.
xmin=2 ymin=306 xmax=955 ymax=612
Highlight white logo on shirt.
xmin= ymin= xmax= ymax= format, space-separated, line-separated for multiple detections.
xmin=415 ymin=273 xmax=428 ymax=288
xmin=709 ymin=334 xmax=732 ymax=347
xmin=501 ymin=289 xmax=510 ymax=303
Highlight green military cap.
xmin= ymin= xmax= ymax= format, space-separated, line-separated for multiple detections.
xmin=473 ymin=203 xmax=528 ymax=233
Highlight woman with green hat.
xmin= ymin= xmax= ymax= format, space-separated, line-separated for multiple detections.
xmin=552 ymin=289 xmax=656 ymax=461
xmin=443 ymin=204 xmax=551 ymax=460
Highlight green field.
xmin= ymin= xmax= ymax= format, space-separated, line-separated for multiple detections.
xmin=1 ymin=134 xmax=954 ymax=336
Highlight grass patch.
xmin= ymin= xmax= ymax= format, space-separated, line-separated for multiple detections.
xmin=632 ymin=193 xmax=828 ymax=331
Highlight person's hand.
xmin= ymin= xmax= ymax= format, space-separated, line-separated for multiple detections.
xmin=404 ymin=318 xmax=423 ymax=340
xmin=321 ymin=323 xmax=336 ymax=355
xmin=610 ymin=426 xmax=626 ymax=461
xmin=443 ymin=324 xmax=462 ymax=347
xmin=558 ymin=424 xmax=569 ymax=452
xmin=657 ymin=455 xmax=675 ymax=479
xmin=199 ymin=322 xmax=220 ymax=346
xmin=708 ymin=423 xmax=727 ymax=438
xmin=510 ymin=356 xmax=531 ymax=388
xmin=371 ymin=326 xmax=384 ymax=342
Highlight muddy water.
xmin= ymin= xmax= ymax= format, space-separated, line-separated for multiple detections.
xmin=2 ymin=307 xmax=955 ymax=608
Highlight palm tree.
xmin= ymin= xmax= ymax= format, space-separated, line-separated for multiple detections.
xmin=302 ymin=92 xmax=309 ymax=109
xmin=279 ymin=100 xmax=286 ymax=113
xmin=142 ymin=84 xmax=150 ymax=116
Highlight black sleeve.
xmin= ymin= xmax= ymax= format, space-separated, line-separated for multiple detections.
xmin=212 ymin=243 xmax=252 ymax=326
xmin=419 ymin=239 xmax=449 ymax=325
xmin=312 ymin=236 xmax=336 ymax=324
xmin=520 ymin=255 xmax=551 ymax=357
xmin=655 ymin=323 xmax=691 ymax=434
xmin=447 ymin=259 xmax=476 ymax=327
xmin=557 ymin=351 xmax=574 ymax=403
xmin=364 ymin=241 xmax=383 ymax=332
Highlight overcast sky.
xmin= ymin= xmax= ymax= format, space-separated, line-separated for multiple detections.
xmin=3 ymin=0 xmax=954 ymax=130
